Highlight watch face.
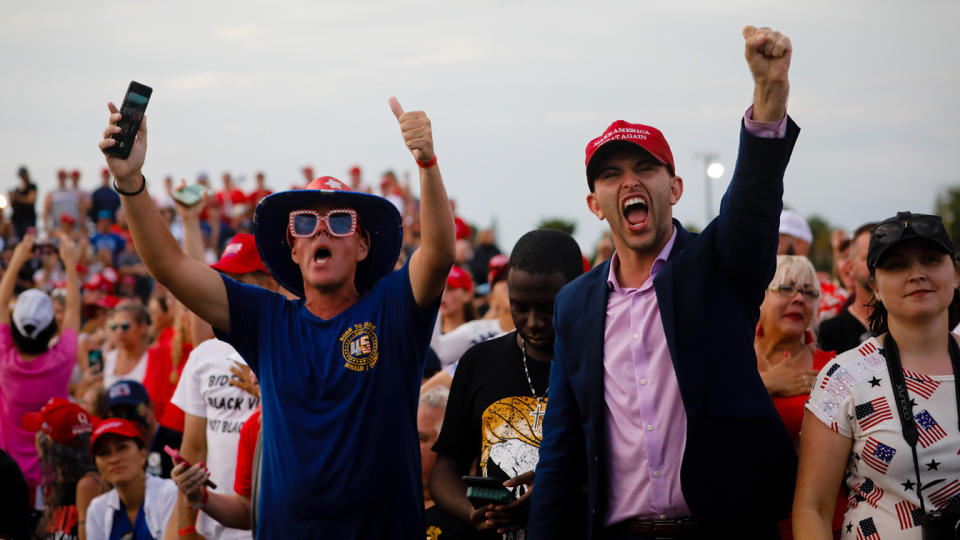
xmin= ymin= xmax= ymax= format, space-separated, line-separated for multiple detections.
xmin=147 ymin=451 xmax=162 ymax=475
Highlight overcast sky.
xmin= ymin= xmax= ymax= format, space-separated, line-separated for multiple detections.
xmin=2 ymin=0 xmax=958 ymax=253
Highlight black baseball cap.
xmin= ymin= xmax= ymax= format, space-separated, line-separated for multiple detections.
xmin=106 ymin=380 xmax=151 ymax=409
xmin=867 ymin=211 xmax=954 ymax=270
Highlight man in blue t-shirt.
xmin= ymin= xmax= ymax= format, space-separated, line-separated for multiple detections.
xmin=98 ymin=97 xmax=456 ymax=539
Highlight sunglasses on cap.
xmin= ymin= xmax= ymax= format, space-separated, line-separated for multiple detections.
xmin=288 ymin=209 xmax=358 ymax=238
xmin=108 ymin=322 xmax=132 ymax=332
xmin=872 ymin=215 xmax=943 ymax=245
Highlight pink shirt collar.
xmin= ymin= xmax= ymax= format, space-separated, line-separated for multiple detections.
xmin=606 ymin=226 xmax=678 ymax=292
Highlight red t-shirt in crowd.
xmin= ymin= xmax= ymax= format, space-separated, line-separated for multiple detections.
xmin=246 ymin=189 xmax=273 ymax=209
xmin=143 ymin=326 xmax=193 ymax=432
xmin=771 ymin=348 xmax=836 ymax=444
xmin=234 ymin=407 xmax=261 ymax=498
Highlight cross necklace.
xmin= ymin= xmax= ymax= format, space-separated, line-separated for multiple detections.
xmin=521 ymin=338 xmax=548 ymax=430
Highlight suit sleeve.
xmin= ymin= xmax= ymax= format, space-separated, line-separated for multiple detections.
xmin=712 ymin=118 xmax=800 ymax=301
xmin=528 ymin=300 xmax=588 ymax=539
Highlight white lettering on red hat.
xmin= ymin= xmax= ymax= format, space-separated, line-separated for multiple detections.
xmin=97 ymin=420 xmax=124 ymax=433
xmin=325 ymin=179 xmax=346 ymax=190
xmin=223 ymin=243 xmax=243 ymax=257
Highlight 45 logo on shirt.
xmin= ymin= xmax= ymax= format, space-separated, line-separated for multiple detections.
xmin=339 ymin=322 xmax=379 ymax=372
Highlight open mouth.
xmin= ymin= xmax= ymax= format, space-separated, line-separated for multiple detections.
xmin=622 ymin=195 xmax=649 ymax=229
xmin=313 ymin=247 xmax=331 ymax=264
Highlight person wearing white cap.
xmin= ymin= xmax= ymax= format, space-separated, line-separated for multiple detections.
xmin=778 ymin=209 xmax=813 ymax=257
xmin=0 ymin=232 xmax=81 ymax=505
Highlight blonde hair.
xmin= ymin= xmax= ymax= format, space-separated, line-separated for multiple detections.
xmin=767 ymin=254 xmax=821 ymax=328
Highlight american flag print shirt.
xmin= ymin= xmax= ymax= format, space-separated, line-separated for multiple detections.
xmin=806 ymin=337 xmax=960 ymax=539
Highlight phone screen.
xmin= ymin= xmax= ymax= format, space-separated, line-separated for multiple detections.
xmin=88 ymin=349 xmax=104 ymax=374
xmin=107 ymin=81 xmax=152 ymax=159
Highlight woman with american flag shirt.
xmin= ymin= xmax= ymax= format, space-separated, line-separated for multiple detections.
xmin=794 ymin=212 xmax=960 ymax=540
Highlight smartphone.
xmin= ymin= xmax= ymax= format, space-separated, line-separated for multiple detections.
xmin=105 ymin=81 xmax=152 ymax=159
xmin=87 ymin=350 xmax=103 ymax=374
xmin=172 ymin=184 xmax=206 ymax=207
xmin=463 ymin=475 xmax=515 ymax=507
xmin=164 ymin=445 xmax=218 ymax=488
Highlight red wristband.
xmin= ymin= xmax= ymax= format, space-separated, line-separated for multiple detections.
xmin=416 ymin=155 xmax=438 ymax=169
xmin=178 ymin=525 xmax=197 ymax=536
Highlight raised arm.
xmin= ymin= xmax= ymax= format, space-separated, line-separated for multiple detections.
xmin=743 ymin=25 xmax=791 ymax=122
xmin=0 ymin=234 xmax=34 ymax=324
xmin=97 ymin=103 xmax=232 ymax=333
xmin=173 ymin=183 xmax=215 ymax=344
xmin=389 ymin=97 xmax=455 ymax=308
xmin=57 ymin=234 xmax=82 ymax=333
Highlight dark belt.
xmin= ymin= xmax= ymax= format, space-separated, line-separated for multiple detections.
xmin=623 ymin=518 xmax=699 ymax=539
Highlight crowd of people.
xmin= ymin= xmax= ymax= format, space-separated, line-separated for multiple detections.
xmin=1 ymin=23 xmax=958 ymax=540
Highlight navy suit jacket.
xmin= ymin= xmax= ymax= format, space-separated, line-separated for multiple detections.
xmin=528 ymin=119 xmax=801 ymax=539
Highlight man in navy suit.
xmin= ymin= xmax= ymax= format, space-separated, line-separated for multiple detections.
xmin=528 ymin=26 xmax=799 ymax=540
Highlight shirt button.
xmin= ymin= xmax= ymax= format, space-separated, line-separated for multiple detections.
xmin=639 ymin=378 xmax=647 ymax=385
xmin=633 ymin=332 xmax=640 ymax=340
xmin=653 ymin=471 xmax=660 ymax=478
xmin=646 ymin=424 xmax=654 ymax=431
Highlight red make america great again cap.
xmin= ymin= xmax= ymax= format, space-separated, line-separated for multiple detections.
xmin=584 ymin=121 xmax=675 ymax=186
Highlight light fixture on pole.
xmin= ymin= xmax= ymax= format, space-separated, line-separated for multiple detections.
xmin=694 ymin=153 xmax=724 ymax=225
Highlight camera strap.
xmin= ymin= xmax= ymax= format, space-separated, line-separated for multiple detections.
xmin=883 ymin=333 xmax=960 ymax=515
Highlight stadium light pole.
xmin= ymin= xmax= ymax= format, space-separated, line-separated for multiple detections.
xmin=695 ymin=153 xmax=724 ymax=225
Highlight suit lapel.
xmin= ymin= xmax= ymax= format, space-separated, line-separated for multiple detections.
xmin=583 ymin=262 xmax=610 ymax=449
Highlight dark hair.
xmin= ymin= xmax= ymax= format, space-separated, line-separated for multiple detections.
xmin=10 ymin=320 xmax=57 ymax=355
xmin=37 ymin=432 xmax=97 ymax=533
xmin=508 ymin=230 xmax=584 ymax=283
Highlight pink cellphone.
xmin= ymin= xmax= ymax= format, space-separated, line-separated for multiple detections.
xmin=164 ymin=445 xmax=218 ymax=489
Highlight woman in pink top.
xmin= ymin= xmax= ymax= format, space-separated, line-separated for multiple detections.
xmin=0 ymin=233 xmax=81 ymax=499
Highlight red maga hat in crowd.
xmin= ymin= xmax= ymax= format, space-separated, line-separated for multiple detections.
xmin=22 ymin=397 xmax=97 ymax=447
xmin=254 ymin=176 xmax=402 ymax=297
xmin=89 ymin=418 xmax=143 ymax=452
xmin=446 ymin=265 xmax=474 ymax=292
xmin=210 ymin=233 xmax=268 ymax=276
xmin=584 ymin=120 xmax=675 ymax=188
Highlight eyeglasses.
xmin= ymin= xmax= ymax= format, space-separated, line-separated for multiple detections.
xmin=769 ymin=284 xmax=820 ymax=300
xmin=108 ymin=323 xmax=132 ymax=332
xmin=288 ymin=209 xmax=358 ymax=238
xmin=872 ymin=215 xmax=943 ymax=245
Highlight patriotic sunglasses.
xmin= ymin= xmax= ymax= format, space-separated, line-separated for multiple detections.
xmin=871 ymin=215 xmax=943 ymax=245
xmin=288 ymin=208 xmax=358 ymax=238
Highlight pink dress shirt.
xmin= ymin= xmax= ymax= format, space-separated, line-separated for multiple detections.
xmin=602 ymin=108 xmax=786 ymax=525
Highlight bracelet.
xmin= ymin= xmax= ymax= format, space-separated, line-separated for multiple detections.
xmin=416 ymin=155 xmax=438 ymax=169
xmin=178 ymin=525 xmax=197 ymax=536
xmin=113 ymin=174 xmax=147 ymax=196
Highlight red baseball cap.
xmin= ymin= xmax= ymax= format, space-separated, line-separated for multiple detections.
xmin=22 ymin=397 xmax=97 ymax=448
xmin=446 ymin=265 xmax=474 ymax=292
xmin=60 ymin=213 xmax=76 ymax=225
xmin=211 ymin=233 xmax=268 ymax=276
xmin=584 ymin=120 xmax=675 ymax=189
xmin=487 ymin=254 xmax=509 ymax=285
xmin=454 ymin=217 xmax=472 ymax=241
xmin=89 ymin=418 xmax=143 ymax=453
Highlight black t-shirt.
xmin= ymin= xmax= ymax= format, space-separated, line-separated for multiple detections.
xmin=11 ymin=183 xmax=37 ymax=223
xmin=147 ymin=425 xmax=183 ymax=478
xmin=817 ymin=308 xmax=871 ymax=355
xmin=424 ymin=505 xmax=482 ymax=540
xmin=433 ymin=331 xmax=550 ymax=491
xmin=0 ymin=449 xmax=32 ymax=540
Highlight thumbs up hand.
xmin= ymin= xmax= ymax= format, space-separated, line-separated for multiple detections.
xmin=389 ymin=96 xmax=435 ymax=165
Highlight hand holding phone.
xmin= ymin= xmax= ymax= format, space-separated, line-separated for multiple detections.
xmin=164 ymin=445 xmax=218 ymax=489
xmin=463 ymin=475 xmax=515 ymax=508
xmin=105 ymin=81 xmax=152 ymax=160
xmin=172 ymin=184 xmax=206 ymax=207
xmin=87 ymin=350 xmax=103 ymax=375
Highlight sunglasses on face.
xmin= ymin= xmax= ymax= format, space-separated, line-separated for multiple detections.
xmin=109 ymin=323 xmax=132 ymax=332
xmin=288 ymin=209 xmax=358 ymax=238
xmin=873 ymin=215 xmax=943 ymax=245
xmin=769 ymin=284 xmax=820 ymax=300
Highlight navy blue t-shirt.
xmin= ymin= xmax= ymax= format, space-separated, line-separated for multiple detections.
xmin=215 ymin=260 xmax=439 ymax=539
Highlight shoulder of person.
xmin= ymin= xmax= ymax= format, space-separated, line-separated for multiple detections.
xmin=459 ymin=332 xmax=516 ymax=369
xmin=189 ymin=337 xmax=240 ymax=359
xmin=815 ymin=336 xmax=887 ymax=392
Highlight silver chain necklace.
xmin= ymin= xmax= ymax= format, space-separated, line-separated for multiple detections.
xmin=521 ymin=338 xmax=549 ymax=430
